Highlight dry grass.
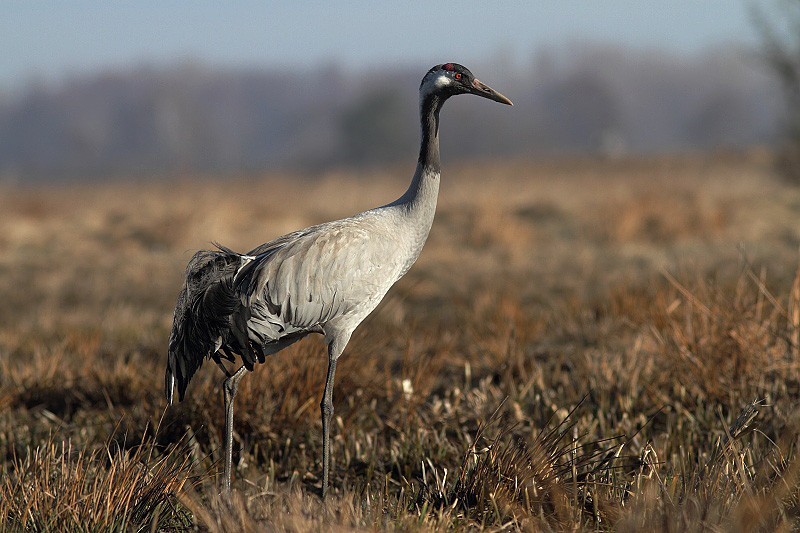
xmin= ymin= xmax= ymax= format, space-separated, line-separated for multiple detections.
xmin=0 ymin=431 xmax=195 ymax=531
xmin=2 ymin=151 xmax=800 ymax=530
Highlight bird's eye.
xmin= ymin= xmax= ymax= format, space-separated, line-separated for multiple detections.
xmin=455 ymin=73 xmax=462 ymax=80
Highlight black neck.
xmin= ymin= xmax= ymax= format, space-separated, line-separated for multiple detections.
xmin=387 ymin=91 xmax=445 ymax=208
xmin=418 ymin=93 xmax=443 ymax=173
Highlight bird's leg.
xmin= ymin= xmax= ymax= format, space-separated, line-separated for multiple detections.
xmin=214 ymin=358 xmax=233 ymax=378
xmin=320 ymin=343 xmax=340 ymax=499
xmin=222 ymin=365 xmax=248 ymax=494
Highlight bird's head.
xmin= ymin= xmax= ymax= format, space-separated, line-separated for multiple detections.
xmin=420 ymin=63 xmax=512 ymax=106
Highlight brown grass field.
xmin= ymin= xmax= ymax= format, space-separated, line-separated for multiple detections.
xmin=2 ymin=151 xmax=800 ymax=531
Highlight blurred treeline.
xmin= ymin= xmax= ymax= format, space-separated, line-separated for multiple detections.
xmin=0 ymin=44 xmax=782 ymax=181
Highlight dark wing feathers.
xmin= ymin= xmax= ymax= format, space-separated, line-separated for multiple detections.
xmin=166 ymin=248 xmax=244 ymax=402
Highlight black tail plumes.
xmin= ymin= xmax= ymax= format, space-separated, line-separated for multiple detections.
xmin=166 ymin=246 xmax=247 ymax=403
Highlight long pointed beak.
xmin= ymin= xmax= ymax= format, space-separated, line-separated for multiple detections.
xmin=471 ymin=78 xmax=513 ymax=105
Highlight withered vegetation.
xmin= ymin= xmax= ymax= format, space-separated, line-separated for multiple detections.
xmin=2 ymin=151 xmax=800 ymax=530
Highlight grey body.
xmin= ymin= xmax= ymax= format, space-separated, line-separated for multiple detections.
xmin=242 ymin=180 xmax=439 ymax=353
xmin=165 ymin=63 xmax=512 ymax=496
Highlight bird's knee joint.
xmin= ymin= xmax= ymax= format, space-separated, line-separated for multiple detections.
xmin=321 ymin=399 xmax=334 ymax=418
xmin=223 ymin=377 xmax=238 ymax=397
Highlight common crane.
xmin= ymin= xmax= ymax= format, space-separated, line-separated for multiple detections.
xmin=166 ymin=63 xmax=512 ymax=497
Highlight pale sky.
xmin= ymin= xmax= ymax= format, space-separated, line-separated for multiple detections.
xmin=0 ymin=1 xmax=772 ymax=93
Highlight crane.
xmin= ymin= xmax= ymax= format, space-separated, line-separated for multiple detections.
xmin=165 ymin=63 xmax=512 ymax=497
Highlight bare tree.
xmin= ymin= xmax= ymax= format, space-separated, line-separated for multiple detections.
xmin=753 ymin=0 xmax=800 ymax=181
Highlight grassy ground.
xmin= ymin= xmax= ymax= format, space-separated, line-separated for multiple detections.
xmin=2 ymin=151 xmax=800 ymax=530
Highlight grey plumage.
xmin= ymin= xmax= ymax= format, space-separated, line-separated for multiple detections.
xmin=165 ymin=63 xmax=512 ymax=497
xmin=167 ymin=213 xmax=409 ymax=401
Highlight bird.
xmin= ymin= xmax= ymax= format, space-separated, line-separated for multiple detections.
xmin=165 ymin=63 xmax=512 ymax=497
